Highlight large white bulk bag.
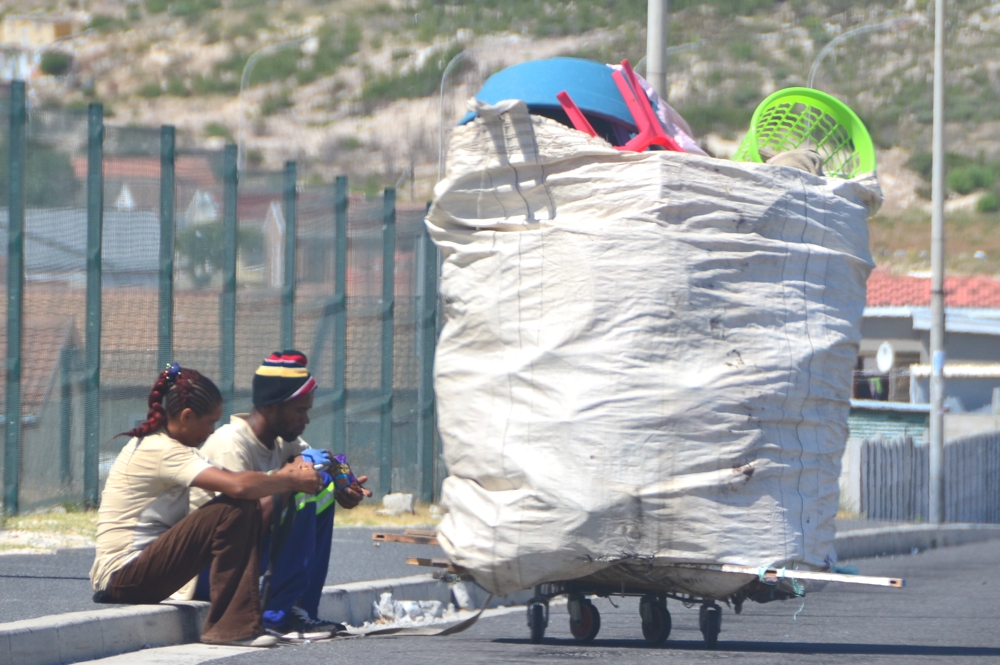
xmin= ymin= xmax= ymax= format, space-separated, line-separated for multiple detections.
xmin=428 ymin=100 xmax=881 ymax=596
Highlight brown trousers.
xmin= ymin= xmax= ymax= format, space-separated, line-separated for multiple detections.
xmin=105 ymin=495 xmax=264 ymax=643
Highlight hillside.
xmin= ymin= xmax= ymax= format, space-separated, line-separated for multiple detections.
xmin=7 ymin=0 xmax=1000 ymax=273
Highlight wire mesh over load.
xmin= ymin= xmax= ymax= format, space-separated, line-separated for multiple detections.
xmin=427 ymin=100 xmax=882 ymax=597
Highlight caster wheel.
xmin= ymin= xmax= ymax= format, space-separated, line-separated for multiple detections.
xmin=527 ymin=602 xmax=548 ymax=644
xmin=639 ymin=595 xmax=671 ymax=645
xmin=569 ymin=597 xmax=601 ymax=643
xmin=699 ymin=602 xmax=722 ymax=649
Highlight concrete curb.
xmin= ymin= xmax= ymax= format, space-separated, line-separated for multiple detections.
xmin=0 ymin=602 xmax=208 ymax=665
xmin=3 ymin=524 xmax=999 ymax=665
xmin=0 ymin=574 xmax=528 ymax=665
xmin=835 ymin=522 xmax=1000 ymax=560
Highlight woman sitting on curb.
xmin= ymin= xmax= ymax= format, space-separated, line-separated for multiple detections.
xmin=89 ymin=363 xmax=321 ymax=648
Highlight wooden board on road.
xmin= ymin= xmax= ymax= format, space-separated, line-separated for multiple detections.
xmin=372 ymin=532 xmax=440 ymax=546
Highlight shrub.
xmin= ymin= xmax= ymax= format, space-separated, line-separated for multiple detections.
xmin=176 ymin=222 xmax=262 ymax=288
xmin=260 ymin=90 xmax=293 ymax=116
xmin=166 ymin=77 xmax=188 ymax=97
xmin=948 ymin=165 xmax=995 ymax=195
xmin=338 ymin=136 xmax=363 ymax=151
xmin=145 ymin=0 xmax=169 ymax=13
xmin=204 ymin=122 xmax=232 ymax=140
xmin=249 ymin=49 xmax=299 ymax=87
xmin=361 ymin=43 xmax=463 ymax=112
xmin=727 ymin=39 xmax=755 ymax=61
xmin=191 ymin=74 xmax=239 ymax=95
xmin=0 ymin=139 xmax=77 ymax=206
xmin=40 ymin=51 xmax=72 ymax=76
xmin=978 ymin=192 xmax=1000 ymax=213
xmin=906 ymin=152 xmax=934 ymax=181
xmin=88 ymin=14 xmax=125 ymax=32
xmin=138 ymin=82 xmax=163 ymax=98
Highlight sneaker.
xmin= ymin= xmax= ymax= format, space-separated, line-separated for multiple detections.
xmin=202 ymin=634 xmax=278 ymax=648
xmin=266 ymin=627 xmax=333 ymax=642
xmin=288 ymin=605 xmax=346 ymax=633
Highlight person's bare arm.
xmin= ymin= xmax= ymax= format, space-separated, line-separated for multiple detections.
xmin=191 ymin=463 xmax=321 ymax=500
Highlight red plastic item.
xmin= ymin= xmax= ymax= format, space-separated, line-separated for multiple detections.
xmin=556 ymin=90 xmax=598 ymax=138
xmin=611 ymin=59 xmax=684 ymax=153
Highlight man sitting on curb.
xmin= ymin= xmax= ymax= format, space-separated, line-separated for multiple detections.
xmin=190 ymin=350 xmax=371 ymax=639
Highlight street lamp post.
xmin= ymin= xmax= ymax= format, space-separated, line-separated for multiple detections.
xmin=437 ymin=49 xmax=472 ymax=182
xmin=634 ymin=41 xmax=703 ymax=77
xmin=808 ymin=17 xmax=911 ymax=90
xmin=238 ymin=36 xmax=310 ymax=173
xmin=646 ymin=0 xmax=668 ymax=101
xmin=928 ymin=0 xmax=947 ymax=525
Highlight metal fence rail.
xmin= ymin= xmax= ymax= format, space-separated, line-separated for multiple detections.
xmin=860 ymin=433 xmax=1000 ymax=523
xmin=0 ymin=81 xmax=440 ymax=514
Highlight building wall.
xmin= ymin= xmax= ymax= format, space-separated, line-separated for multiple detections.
xmin=860 ymin=315 xmax=1000 ymax=373
xmin=1 ymin=19 xmax=73 ymax=48
xmin=911 ymin=376 xmax=1000 ymax=414
xmin=860 ymin=316 xmax=924 ymax=357
xmin=939 ymin=332 xmax=1000 ymax=363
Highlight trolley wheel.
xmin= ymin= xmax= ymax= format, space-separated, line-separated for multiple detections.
xmin=639 ymin=595 xmax=671 ymax=645
xmin=699 ymin=602 xmax=722 ymax=649
xmin=568 ymin=598 xmax=601 ymax=643
xmin=528 ymin=602 xmax=548 ymax=644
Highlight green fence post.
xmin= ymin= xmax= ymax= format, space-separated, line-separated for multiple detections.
xmin=379 ymin=188 xmax=396 ymax=497
xmin=281 ymin=161 xmax=296 ymax=349
xmin=83 ymin=102 xmax=104 ymax=508
xmin=59 ymin=346 xmax=73 ymax=486
xmin=157 ymin=126 xmax=175 ymax=369
xmin=417 ymin=223 xmax=438 ymax=504
xmin=3 ymin=81 xmax=25 ymax=515
xmin=220 ymin=144 xmax=238 ymax=420
xmin=332 ymin=176 xmax=347 ymax=455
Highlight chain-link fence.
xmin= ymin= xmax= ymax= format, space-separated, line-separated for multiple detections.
xmin=10 ymin=101 xmax=89 ymax=510
xmin=0 ymin=86 xmax=440 ymax=514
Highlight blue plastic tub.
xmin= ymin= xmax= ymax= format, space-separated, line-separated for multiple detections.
xmin=459 ymin=57 xmax=637 ymax=142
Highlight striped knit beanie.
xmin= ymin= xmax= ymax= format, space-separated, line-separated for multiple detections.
xmin=252 ymin=350 xmax=317 ymax=407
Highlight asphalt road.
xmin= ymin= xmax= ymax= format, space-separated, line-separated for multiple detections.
xmin=199 ymin=538 xmax=1000 ymax=665
xmin=0 ymin=527 xmax=445 ymax=623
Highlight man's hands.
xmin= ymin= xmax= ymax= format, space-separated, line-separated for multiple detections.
xmin=335 ymin=475 xmax=371 ymax=509
xmin=287 ymin=449 xmax=371 ymax=508
xmin=275 ymin=462 xmax=323 ymax=495
xmin=300 ymin=448 xmax=332 ymax=468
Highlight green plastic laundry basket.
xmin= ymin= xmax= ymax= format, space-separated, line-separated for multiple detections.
xmin=732 ymin=87 xmax=875 ymax=179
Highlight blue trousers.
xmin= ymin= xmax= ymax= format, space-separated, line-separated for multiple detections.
xmin=195 ymin=499 xmax=334 ymax=627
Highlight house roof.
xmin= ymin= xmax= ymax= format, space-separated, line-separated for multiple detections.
xmin=867 ymin=268 xmax=1000 ymax=309
xmin=0 ymin=208 xmax=159 ymax=275
xmin=71 ymin=154 xmax=220 ymax=189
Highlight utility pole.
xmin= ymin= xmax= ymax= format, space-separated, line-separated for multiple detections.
xmin=646 ymin=0 xmax=668 ymax=100
xmin=929 ymin=0 xmax=947 ymax=524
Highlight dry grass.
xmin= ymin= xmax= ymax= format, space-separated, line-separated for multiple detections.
xmin=2 ymin=507 xmax=99 ymax=537
xmin=333 ymin=502 xmax=440 ymax=529
xmin=0 ymin=506 xmax=98 ymax=553
xmin=869 ymin=209 xmax=1000 ymax=276
xmin=0 ymin=502 xmax=437 ymax=553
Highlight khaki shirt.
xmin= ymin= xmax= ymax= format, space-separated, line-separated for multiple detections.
xmin=90 ymin=432 xmax=213 ymax=592
xmin=189 ymin=414 xmax=308 ymax=510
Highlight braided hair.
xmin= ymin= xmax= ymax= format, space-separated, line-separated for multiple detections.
xmin=122 ymin=363 xmax=223 ymax=439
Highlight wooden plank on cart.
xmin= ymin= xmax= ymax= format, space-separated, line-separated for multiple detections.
xmin=372 ymin=532 xmax=440 ymax=546
xmin=406 ymin=557 xmax=452 ymax=568
xmin=671 ymin=562 xmax=904 ymax=588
